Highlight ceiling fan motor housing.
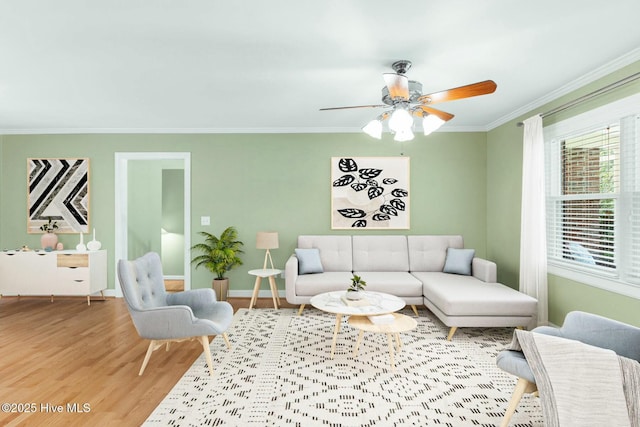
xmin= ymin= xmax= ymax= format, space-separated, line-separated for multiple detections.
xmin=381 ymin=80 xmax=423 ymax=105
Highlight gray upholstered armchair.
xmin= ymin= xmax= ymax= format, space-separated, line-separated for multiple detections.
xmin=117 ymin=252 xmax=234 ymax=376
xmin=496 ymin=311 xmax=640 ymax=426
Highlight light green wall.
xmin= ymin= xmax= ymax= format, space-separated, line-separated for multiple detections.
xmin=0 ymin=131 xmax=487 ymax=293
xmin=487 ymin=60 xmax=640 ymax=326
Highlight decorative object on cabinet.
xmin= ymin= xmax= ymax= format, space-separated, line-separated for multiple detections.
xmin=0 ymin=250 xmax=107 ymax=305
xmin=39 ymin=216 xmax=59 ymax=250
xmin=76 ymin=233 xmax=87 ymax=252
xmin=87 ymin=228 xmax=102 ymax=251
xmin=27 ymin=158 xmax=90 ymax=234
xmin=191 ymin=226 xmax=244 ymax=301
xmin=331 ymin=157 xmax=410 ymax=229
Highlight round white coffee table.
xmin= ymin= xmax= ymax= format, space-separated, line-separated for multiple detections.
xmin=309 ymin=291 xmax=405 ymax=358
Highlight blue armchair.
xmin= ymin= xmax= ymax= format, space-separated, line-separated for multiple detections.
xmin=496 ymin=311 xmax=640 ymax=426
xmin=117 ymin=252 xmax=234 ymax=376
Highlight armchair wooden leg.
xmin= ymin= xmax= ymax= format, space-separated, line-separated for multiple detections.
xmin=446 ymin=327 xmax=458 ymax=341
xmin=297 ymin=304 xmax=305 ymax=316
xmin=222 ymin=333 xmax=231 ymax=349
xmin=500 ymin=377 xmax=537 ymax=427
xmin=139 ymin=340 xmax=158 ymax=376
xmin=200 ymin=336 xmax=215 ymax=377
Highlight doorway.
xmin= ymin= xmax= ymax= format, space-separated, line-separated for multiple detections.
xmin=114 ymin=152 xmax=191 ymax=297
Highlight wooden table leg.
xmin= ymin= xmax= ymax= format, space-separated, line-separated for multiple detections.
xmin=268 ymin=275 xmax=279 ymax=309
xmin=387 ymin=333 xmax=396 ymax=372
xmin=249 ymin=276 xmax=262 ymax=310
xmin=330 ymin=314 xmax=343 ymax=359
xmin=395 ymin=333 xmax=402 ymax=351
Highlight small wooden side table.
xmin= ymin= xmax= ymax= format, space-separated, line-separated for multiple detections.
xmin=248 ymin=268 xmax=282 ymax=310
xmin=348 ymin=312 xmax=417 ymax=371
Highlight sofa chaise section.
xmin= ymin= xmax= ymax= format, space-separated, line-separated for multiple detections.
xmin=407 ymin=235 xmax=537 ymax=340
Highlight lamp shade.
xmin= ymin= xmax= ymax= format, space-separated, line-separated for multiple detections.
xmin=256 ymin=231 xmax=279 ymax=249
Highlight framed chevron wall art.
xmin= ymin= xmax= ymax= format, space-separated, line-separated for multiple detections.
xmin=27 ymin=158 xmax=90 ymax=233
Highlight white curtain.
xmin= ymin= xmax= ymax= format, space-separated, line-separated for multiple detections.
xmin=520 ymin=115 xmax=548 ymax=325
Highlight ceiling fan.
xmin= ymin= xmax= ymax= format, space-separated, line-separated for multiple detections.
xmin=320 ymin=60 xmax=497 ymax=141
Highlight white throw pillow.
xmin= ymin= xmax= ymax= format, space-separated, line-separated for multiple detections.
xmin=295 ymin=248 xmax=324 ymax=274
xmin=443 ymin=248 xmax=475 ymax=276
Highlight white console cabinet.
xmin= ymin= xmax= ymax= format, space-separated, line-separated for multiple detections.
xmin=0 ymin=250 xmax=107 ymax=305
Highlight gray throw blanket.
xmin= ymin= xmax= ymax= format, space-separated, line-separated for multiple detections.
xmin=511 ymin=329 xmax=640 ymax=427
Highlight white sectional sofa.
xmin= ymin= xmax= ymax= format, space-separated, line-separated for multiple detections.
xmin=284 ymin=235 xmax=537 ymax=340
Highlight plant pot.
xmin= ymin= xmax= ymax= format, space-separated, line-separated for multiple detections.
xmin=345 ymin=290 xmax=363 ymax=300
xmin=41 ymin=232 xmax=58 ymax=251
xmin=213 ymin=278 xmax=229 ymax=301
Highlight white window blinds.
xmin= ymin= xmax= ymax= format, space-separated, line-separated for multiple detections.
xmin=546 ymin=124 xmax=619 ymax=272
xmin=545 ymin=95 xmax=640 ymax=291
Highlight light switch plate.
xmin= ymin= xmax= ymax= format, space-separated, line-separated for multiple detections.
xmin=200 ymin=216 xmax=210 ymax=226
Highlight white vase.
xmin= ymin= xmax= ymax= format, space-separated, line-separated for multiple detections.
xmin=76 ymin=233 xmax=87 ymax=252
xmin=87 ymin=228 xmax=101 ymax=251
xmin=345 ymin=290 xmax=363 ymax=300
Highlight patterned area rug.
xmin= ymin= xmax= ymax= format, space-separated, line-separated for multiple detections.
xmin=145 ymin=308 xmax=543 ymax=426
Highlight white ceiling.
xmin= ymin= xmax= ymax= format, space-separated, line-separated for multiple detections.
xmin=1 ymin=1 xmax=640 ymax=134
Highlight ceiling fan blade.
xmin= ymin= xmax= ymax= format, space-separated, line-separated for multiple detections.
xmin=416 ymin=106 xmax=455 ymax=122
xmin=418 ymin=80 xmax=497 ymax=104
xmin=383 ymin=73 xmax=409 ymax=100
xmin=319 ymin=104 xmax=386 ymax=111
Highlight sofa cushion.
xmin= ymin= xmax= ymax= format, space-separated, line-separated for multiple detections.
xmin=443 ymin=248 xmax=475 ymax=276
xmin=352 ymin=271 xmax=423 ymax=297
xmin=295 ymin=248 xmax=324 ymax=274
xmin=415 ymin=272 xmax=537 ymax=317
xmin=408 ymin=235 xmax=464 ymax=272
xmin=295 ymin=272 xmax=354 ymax=296
xmin=352 ymin=235 xmax=409 ymax=272
xmin=297 ymin=235 xmax=352 ymax=272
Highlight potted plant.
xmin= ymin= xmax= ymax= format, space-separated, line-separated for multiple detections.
xmin=191 ymin=226 xmax=244 ymax=301
xmin=39 ymin=216 xmax=59 ymax=251
xmin=346 ymin=274 xmax=367 ymax=300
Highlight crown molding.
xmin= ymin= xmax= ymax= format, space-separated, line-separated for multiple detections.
xmin=486 ymin=48 xmax=640 ymax=130
xmin=0 ymin=125 xmax=484 ymax=135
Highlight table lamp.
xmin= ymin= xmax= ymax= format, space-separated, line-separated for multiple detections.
xmin=256 ymin=231 xmax=279 ymax=270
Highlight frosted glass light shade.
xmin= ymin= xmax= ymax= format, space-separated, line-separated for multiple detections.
xmin=394 ymin=129 xmax=414 ymax=142
xmin=256 ymin=231 xmax=279 ymax=249
xmin=422 ymin=114 xmax=446 ymax=135
xmin=362 ymin=119 xmax=382 ymax=139
xmin=388 ymin=108 xmax=413 ymax=133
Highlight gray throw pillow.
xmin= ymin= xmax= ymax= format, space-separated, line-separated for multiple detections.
xmin=295 ymin=248 xmax=324 ymax=274
xmin=443 ymin=248 xmax=475 ymax=276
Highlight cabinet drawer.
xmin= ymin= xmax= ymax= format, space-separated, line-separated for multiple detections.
xmin=57 ymin=254 xmax=89 ymax=268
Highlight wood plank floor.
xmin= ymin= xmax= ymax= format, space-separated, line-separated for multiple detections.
xmin=0 ymin=296 xmax=297 ymax=427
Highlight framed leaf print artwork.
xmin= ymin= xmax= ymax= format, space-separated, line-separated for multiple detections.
xmin=331 ymin=157 xmax=410 ymax=229
xmin=27 ymin=158 xmax=90 ymax=233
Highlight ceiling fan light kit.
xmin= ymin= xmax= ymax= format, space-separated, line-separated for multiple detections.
xmin=322 ymin=60 xmax=497 ymax=141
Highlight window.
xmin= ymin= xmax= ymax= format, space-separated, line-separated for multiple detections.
xmin=544 ymin=93 xmax=640 ymax=298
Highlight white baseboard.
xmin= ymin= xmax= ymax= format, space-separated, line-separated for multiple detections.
xmin=102 ymin=289 xmax=286 ymax=298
